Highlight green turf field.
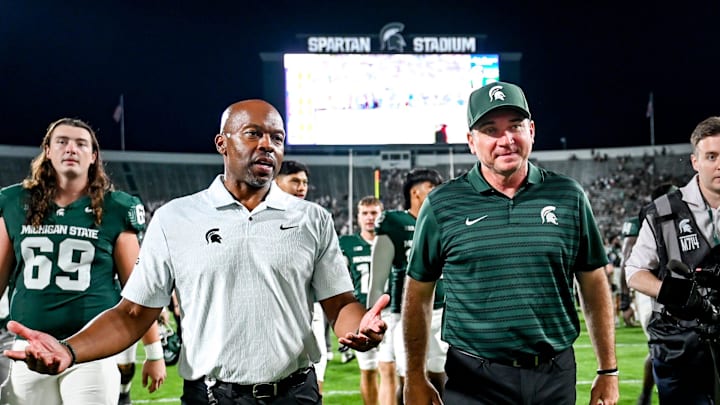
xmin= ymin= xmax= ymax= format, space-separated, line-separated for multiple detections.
xmin=129 ymin=319 xmax=657 ymax=404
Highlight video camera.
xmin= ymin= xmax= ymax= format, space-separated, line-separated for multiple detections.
xmin=657 ymin=252 xmax=720 ymax=340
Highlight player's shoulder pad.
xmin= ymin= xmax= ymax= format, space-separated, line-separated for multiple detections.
xmin=375 ymin=209 xmax=404 ymax=233
xmin=0 ymin=184 xmax=24 ymax=213
xmin=108 ymin=191 xmax=147 ymax=228
xmin=0 ymin=183 xmax=25 ymax=198
xmin=338 ymin=232 xmax=360 ymax=248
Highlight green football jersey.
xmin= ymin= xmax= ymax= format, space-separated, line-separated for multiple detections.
xmin=621 ymin=216 xmax=640 ymax=238
xmin=0 ymin=184 xmax=145 ymax=339
xmin=375 ymin=210 xmax=444 ymax=312
xmin=338 ymin=233 xmax=372 ymax=307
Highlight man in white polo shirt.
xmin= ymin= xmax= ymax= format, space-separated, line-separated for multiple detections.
xmin=6 ymin=99 xmax=389 ymax=405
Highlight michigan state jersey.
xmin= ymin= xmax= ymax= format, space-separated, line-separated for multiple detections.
xmin=375 ymin=210 xmax=444 ymax=313
xmin=339 ymin=233 xmax=372 ymax=307
xmin=621 ymin=216 xmax=640 ymax=238
xmin=0 ymin=184 xmax=145 ymax=339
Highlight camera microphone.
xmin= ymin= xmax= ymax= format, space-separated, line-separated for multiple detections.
xmin=668 ymin=259 xmax=692 ymax=277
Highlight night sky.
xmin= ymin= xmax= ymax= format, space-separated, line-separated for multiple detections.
xmin=1 ymin=1 xmax=718 ymax=154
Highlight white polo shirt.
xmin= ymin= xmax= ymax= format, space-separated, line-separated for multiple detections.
xmin=122 ymin=175 xmax=353 ymax=383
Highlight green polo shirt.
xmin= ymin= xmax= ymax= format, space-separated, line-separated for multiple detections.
xmin=407 ymin=162 xmax=608 ymax=360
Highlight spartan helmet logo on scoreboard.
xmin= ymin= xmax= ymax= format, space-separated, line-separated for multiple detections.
xmin=379 ymin=22 xmax=406 ymax=52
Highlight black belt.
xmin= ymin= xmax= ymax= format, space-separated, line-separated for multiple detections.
xmin=458 ymin=348 xmax=560 ymax=369
xmin=490 ymin=352 xmax=557 ymax=368
xmin=207 ymin=367 xmax=312 ymax=399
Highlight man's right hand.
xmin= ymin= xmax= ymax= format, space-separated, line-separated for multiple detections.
xmin=404 ymin=376 xmax=443 ymax=405
xmin=4 ymin=321 xmax=73 ymax=375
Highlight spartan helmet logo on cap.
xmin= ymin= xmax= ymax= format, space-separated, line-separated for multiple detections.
xmin=379 ymin=22 xmax=406 ymax=52
xmin=541 ymin=206 xmax=558 ymax=225
xmin=488 ymin=85 xmax=506 ymax=102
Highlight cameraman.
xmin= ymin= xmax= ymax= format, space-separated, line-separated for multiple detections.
xmin=626 ymin=116 xmax=720 ymax=404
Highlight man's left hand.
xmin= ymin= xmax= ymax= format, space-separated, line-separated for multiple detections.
xmin=142 ymin=358 xmax=167 ymax=393
xmin=338 ymin=294 xmax=389 ymax=352
xmin=589 ymin=374 xmax=619 ymax=405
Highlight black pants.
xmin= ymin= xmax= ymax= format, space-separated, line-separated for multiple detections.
xmin=653 ymin=354 xmax=714 ymax=404
xmin=443 ymin=346 xmax=576 ymax=405
xmin=181 ymin=368 xmax=321 ymax=405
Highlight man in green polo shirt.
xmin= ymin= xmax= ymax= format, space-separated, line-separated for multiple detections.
xmin=402 ymin=81 xmax=619 ymax=405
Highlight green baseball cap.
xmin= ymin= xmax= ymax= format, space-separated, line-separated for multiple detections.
xmin=467 ymin=81 xmax=531 ymax=129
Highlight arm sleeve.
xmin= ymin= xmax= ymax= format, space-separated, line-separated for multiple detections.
xmin=367 ymin=234 xmax=394 ymax=309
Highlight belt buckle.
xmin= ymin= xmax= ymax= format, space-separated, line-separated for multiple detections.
xmin=512 ymin=355 xmax=539 ymax=368
xmin=252 ymin=382 xmax=277 ymax=399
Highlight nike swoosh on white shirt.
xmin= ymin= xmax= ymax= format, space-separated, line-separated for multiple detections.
xmin=465 ymin=215 xmax=488 ymax=226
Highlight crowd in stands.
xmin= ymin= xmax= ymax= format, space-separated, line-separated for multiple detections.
xmin=0 ymin=152 xmax=692 ymax=240
xmin=580 ymin=152 xmax=693 ymax=241
xmin=301 ymin=152 xmax=696 ymax=242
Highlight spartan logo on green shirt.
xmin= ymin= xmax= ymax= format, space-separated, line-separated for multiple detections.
xmin=540 ymin=205 xmax=558 ymax=225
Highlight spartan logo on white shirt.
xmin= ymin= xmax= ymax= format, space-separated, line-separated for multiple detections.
xmin=205 ymin=228 xmax=222 ymax=244
xmin=540 ymin=206 xmax=558 ymax=225
xmin=488 ymin=85 xmax=506 ymax=102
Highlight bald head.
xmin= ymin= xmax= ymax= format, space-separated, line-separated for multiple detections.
xmin=214 ymin=98 xmax=286 ymax=193
xmin=219 ymin=99 xmax=283 ymax=135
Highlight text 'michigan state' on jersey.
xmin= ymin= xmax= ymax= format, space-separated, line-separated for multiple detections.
xmin=375 ymin=210 xmax=445 ymax=313
xmin=0 ymin=184 xmax=145 ymax=340
xmin=407 ymin=162 xmax=608 ymax=361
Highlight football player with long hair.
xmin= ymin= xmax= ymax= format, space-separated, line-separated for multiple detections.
xmin=0 ymin=118 xmax=166 ymax=404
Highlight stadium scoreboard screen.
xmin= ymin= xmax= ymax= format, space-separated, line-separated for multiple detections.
xmin=260 ymin=22 xmax=521 ymax=150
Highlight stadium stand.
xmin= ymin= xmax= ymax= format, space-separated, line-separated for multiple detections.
xmin=0 ymin=144 xmax=694 ymax=239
